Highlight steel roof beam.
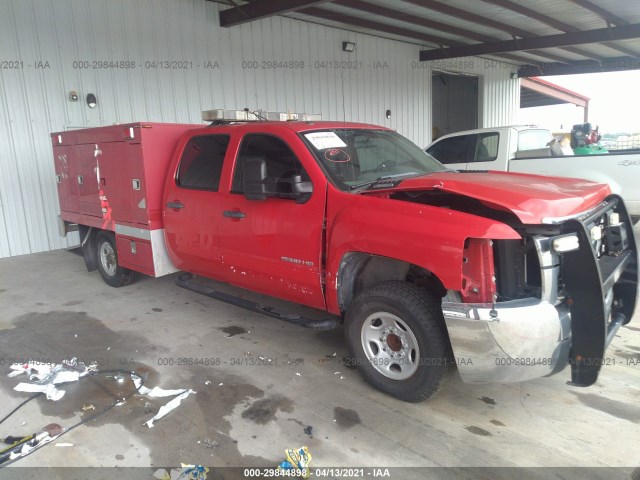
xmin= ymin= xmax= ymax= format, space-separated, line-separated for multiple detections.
xmin=220 ymin=0 xmax=330 ymax=27
xmin=518 ymin=56 xmax=640 ymax=77
xmin=420 ymin=24 xmax=640 ymax=61
xmin=331 ymin=0 xmax=570 ymax=64
xmin=480 ymin=0 xmax=636 ymax=60
xmin=301 ymin=6 xmax=551 ymax=65
xmin=566 ymin=0 xmax=628 ymax=26
xmin=300 ymin=6 xmax=467 ymax=47
xmin=403 ymin=0 xmax=604 ymax=62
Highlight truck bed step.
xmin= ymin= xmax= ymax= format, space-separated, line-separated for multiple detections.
xmin=175 ymin=272 xmax=339 ymax=330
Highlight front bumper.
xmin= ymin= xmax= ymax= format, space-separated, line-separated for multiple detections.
xmin=443 ymin=299 xmax=571 ymax=383
xmin=444 ymin=195 xmax=637 ymax=385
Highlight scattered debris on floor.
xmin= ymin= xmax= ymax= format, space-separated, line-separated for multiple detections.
xmin=303 ymin=425 xmax=313 ymax=437
xmin=132 ymin=378 xmax=196 ymax=428
xmin=2 ymin=360 xmax=197 ymax=465
xmin=197 ymin=438 xmax=218 ymax=449
xmin=278 ymin=446 xmax=312 ymax=478
xmin=9 ymin=358 xmax=96 ymax=401
xmin=0 ymin=423 xmax=63 ymax=466
xmin=153 ymin=464 xmax=209 ymax=480
xmin=55 ymin=442 xmax=74 ymax=447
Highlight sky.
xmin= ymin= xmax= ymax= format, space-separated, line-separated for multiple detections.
xmin=515 ymin=70 xmax=640 ymax=134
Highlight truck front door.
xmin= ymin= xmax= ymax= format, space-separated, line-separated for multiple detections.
xmin=218 ymin=132 xmax=327 ymax=310
xmin=163 ymin=133 xmax=230 ymax=276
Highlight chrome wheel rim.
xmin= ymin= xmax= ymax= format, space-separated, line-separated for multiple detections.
xmin=99 ymin=241 xmax=117 ymax=277
xmin=361 ymin=312 xmax=420 ymax=380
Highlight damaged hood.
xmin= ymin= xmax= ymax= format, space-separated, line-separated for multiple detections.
xmin=369 ymin=171 xmax=611 ymax=224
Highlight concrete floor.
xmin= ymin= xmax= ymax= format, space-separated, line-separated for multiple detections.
xmin=1 ymin=246 xmax=639 ymax=479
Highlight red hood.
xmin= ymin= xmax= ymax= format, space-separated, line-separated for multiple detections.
xmin=369 ymin=171 xmax=611 ymax=224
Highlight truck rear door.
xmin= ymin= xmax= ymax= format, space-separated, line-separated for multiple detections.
xmin=163 ymin=133 xmax=231 ymax=276
xmin=218 ymin=132 xmax=327 ymax=310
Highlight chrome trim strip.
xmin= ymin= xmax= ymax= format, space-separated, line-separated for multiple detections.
xmin=541 ymin=201 xmax=606 ymax=224
xmin=114 ymin=224 xmax=151 ymax=241
xmin=533 ymin=235 xmax=560 ymax=305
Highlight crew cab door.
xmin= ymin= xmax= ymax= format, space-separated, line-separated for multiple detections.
xmin=163 ymin=133 xmax=230 ymax=276
xmin=218 ymin=132 xmax=327 ymax=310
xmin=426 ymin=132 xmax=500 ymax=170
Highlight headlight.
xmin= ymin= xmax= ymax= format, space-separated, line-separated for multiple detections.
xmin=552 ymin=234 xmax=580 ymax=253
xmin=608 ymin=212 xmax=620 ymax=225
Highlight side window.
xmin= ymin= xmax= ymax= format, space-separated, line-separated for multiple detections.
xmin=426 ymin=135 xmax=473 ymax=164
xmin=472 ymin=132 xmax=499 ymax=163
xmin=232 ymin=134 xmax=309 ymax=193
xmin=177 ymin=135 xmax=230 ymax=190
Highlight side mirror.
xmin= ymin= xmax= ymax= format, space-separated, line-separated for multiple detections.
xmin=243 ymin=158 xmax=268 ymax=200
xmin=243 ymin=159 xmax=314 ymax=203
xmin=277 ymin=174 xmax=313 ymax=203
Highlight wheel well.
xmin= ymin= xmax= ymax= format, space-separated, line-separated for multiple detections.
xmin=79 ymin=227 xmax=117 ymax=273
xmin=337 ymin=253 xmax=446 ymax=313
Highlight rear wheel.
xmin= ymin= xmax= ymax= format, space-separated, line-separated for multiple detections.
xmin=96 ymin=232 xmax=135 ymax=287
xmin=345 ymin=281 xmax=453 ymax=402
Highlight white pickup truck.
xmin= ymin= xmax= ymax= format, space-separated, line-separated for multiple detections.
xmin=425 ymin=126 xmax=640 ymax=222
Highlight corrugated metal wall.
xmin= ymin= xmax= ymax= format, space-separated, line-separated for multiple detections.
xmin=0 ymin=0 xmax=518 ymax=258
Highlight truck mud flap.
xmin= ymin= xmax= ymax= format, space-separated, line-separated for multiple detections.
xmin=562 ymin=197 xmax=638 ymax=387
xmin=176 ymin=272 xmax=338 ymax=330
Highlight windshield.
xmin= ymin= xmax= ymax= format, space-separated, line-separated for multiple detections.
xmin=302 ymin=129 xmax=447 ymax=191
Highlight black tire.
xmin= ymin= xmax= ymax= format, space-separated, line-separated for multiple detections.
xmin=344 ymin=281 xmax=453 ymax=402
xmin=95 ymin=232 xmax=135 ymax=288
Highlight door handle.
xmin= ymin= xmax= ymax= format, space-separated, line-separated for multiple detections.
xmin=166 ymin=201 xmax=184 ymax=209
xmin=223 ymin=210 xmax=246 ymax=219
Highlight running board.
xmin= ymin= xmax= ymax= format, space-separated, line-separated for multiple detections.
xmin=176 ymin=272 xmax=338 ymax=330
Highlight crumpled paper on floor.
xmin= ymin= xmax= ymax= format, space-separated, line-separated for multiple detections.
xmin=133 ymin=376 xmax=196 ymax=428
xmin=7 ymin=361 xmax=194 ymax=427
xmin=9 ymin=358 xmax=95 ymax=401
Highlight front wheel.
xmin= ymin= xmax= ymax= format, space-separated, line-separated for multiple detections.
xmin=344 ymin=281 xmax=453 ymax=402
xmin=96 ymin=232 xmax=135 ymax=287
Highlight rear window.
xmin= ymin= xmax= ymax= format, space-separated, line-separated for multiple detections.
xmin=518 ymin=129 xmax=553 ymax=151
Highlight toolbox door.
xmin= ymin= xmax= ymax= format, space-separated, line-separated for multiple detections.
xmin=73 ymin=143 xmax=103 ymax=218
xmin=53 ymin=145 xmax=79 ymax=213
xmin=98 ymin=142 xmax=146 ymax=226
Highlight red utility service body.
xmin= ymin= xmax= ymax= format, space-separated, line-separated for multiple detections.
xmin=53 ymin=123 xmax=200 ymax=277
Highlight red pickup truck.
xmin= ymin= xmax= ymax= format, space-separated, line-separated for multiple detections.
xmin=51 ymin=112 xmax=638 ymax=402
